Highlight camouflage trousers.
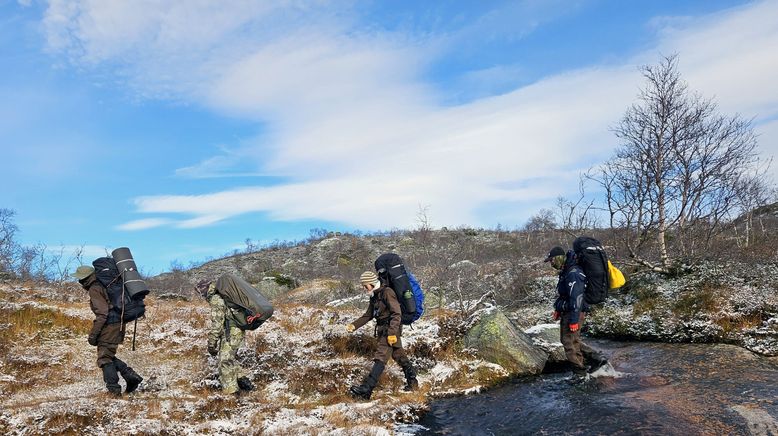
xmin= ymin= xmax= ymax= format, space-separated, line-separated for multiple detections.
xmin=218 ymin=325 xmax=245 ymax=394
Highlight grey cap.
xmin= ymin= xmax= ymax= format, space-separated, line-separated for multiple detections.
xmin=70 ymin=265 xmax=95 ymax=280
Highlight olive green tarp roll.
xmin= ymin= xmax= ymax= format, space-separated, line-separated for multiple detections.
xmin=215 ymin=273 xmax=274 ymax=330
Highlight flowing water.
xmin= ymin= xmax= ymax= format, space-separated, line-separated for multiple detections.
xmin=417 ymin=340 xmax=778 ymax=435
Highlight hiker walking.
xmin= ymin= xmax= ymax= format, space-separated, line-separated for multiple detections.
xmin=347 ymin=271 xmax=418 ymax=400
xmin=199 ymin=279 xmax=255 ymax=396
xmin=545 ymin=247 xmax=608 ymax=379
xmin=73 ymin=265 xmax=143 ymax=396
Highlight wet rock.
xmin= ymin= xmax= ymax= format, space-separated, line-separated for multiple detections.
xmin=525 ymin=323 xmax=566 ymax=364
xmin=464 ymin=309 xmax=547 ymax=375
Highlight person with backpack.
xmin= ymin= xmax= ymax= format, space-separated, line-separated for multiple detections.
xmin=346 ymin=271 xmax=419 ymax=400
xmin=72 ymin=265 xmax=143 ymax=396
xmin=199 ymin=278 xmax=256 ymax=396
xmin=544 ymin=247 xmax=608 ymax=379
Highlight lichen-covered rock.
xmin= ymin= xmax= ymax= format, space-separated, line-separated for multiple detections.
xmin=464 ymin=309 xmax=547 ymax=375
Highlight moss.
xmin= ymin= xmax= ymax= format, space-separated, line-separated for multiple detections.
xmin=336 ymin=254 xmax=352 ymax=267
xmin=633 ymin=297 xmax=661 ymax=316
xmin=268 ymin=271 xmax=297 ymax=288
xmin=671 ymin=283 xmax=721 ymax=317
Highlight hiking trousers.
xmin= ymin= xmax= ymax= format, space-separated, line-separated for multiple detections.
xmin=374 ymin=335 xmax=408 ymax=364
xmin=219 ymin=324 xmax=246 ymax=394
xmin=96 ymin=322 xmax=125 ymax=367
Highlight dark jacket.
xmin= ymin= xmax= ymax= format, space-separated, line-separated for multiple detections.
xmin=352 ymin=285 xmax=402 ymax=337
xmin=553 ymin=251 xmax=589 ymax=324
xmin=81 ymin=274 xmax=120 ymax=339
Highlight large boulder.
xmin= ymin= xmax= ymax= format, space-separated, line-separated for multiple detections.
xmin=525 ymin=323 xmax=566 ymax=364
xmin=464 ymin=309 xmax=548 ymax=375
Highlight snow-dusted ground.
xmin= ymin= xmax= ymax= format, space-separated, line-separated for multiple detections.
xmin=0 ymin=282 xmax=511 ymax=435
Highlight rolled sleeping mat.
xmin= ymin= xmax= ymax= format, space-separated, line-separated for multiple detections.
xmin=111 ymin=247 xmax=150 ymax=298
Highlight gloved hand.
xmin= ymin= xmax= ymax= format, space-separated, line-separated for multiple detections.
xmin=552 ymin=311 xmax=560 ymax=321
xmin=87 ymin=333 xmax=99 ymax=346
xmin=569 ymin=323 xmax=580 ymax=332
xmin=387 ymin=335 xmax=398 ymax=346
xmin=207 ymin=340 xmax=219 ymax=356
xmin=346 ymin=324 xmax=355 ymax=333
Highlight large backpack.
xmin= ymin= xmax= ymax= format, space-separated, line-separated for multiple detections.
xmin=92 ymin=256 xmax=146 ymax=323
xmin=214 ymin=274 xmax=274 ymax=331
xmin=572 ymin=236 xmax=611 ymax=305
xmin=374 ymin=253 xmax=425 ymax=325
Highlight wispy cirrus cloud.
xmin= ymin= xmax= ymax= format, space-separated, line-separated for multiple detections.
xmin=41 ymin=0 xmax=778 ymax=231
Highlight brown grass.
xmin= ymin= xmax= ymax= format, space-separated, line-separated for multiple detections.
xmin=327 ymin=333 xmax=377 ymax=358
xmin=714 ymin=313 xmax=764 ymax=335
xmin=41 ymin=408 xmax=107 ymax=436
xmin=672 ymin=283 xmax=723 ymax=317
xmin=0 ymin=304 xmax=91 ymax=340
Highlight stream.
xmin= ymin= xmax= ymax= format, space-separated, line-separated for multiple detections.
xmin=417 ymin=340 xmax=778 ymax=435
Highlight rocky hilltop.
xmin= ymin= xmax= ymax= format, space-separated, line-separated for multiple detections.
xmin=151 ymin=228 xmax=778 ymax=356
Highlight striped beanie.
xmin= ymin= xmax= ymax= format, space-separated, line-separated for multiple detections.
xmin=360 ymin=271 xmax=379 ymax=286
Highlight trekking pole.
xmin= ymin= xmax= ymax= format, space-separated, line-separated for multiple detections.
xmin=132 ymin=318 xmax=137 ymax=351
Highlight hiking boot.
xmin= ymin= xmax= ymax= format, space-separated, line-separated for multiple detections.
xmin=568 ymin=366 xmax=588 ymax=385
xmin=101 ymin=362 xmax=122 ymax=396
xmin=349 ymin=384 xmax=373 ymax=400
xmin=123 ymin=370 xmax=143 ymax=393
xmin=237 ymin=377 xmax=254 ymax=391
xmin=114 ymin=358 xmax=143 ymax=393
xmin=587 ymin=357 xmax=609 ymax=374
xmin=568 ymin=373 xmax=588 ymax=386
xmin=350 ymin=360 xmax=385 ymax=401
xmin=399 ymin=357 xmax=419 ymax=392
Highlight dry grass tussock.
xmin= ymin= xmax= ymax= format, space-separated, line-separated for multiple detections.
xmin=0 ymin=283 xmax=510 ymax=434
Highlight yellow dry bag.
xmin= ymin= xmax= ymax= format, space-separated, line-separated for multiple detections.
xmin=607 ymin=261 xmax=626 ymax=289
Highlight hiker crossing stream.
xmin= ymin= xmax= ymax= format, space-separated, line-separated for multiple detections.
xmin=416 ymin=340 xmax=778 ymax=435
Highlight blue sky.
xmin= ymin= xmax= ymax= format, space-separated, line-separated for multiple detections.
xmin=2 ymin=0 xmax=777 ymax=275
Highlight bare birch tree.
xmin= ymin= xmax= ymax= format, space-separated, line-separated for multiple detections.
xmin=594 ymin=55 xmax=765 ymax=272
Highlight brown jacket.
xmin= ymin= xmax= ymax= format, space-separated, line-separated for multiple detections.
xmin=82 ymin=274 xmax=116 ymax=338
xmin=352 ymin=285 xmax=402 ymax=337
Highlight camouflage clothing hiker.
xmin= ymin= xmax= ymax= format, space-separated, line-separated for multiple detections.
xmin=206 ymin=282 xmax=247 ymax=395
xmin=73 ymin=265 xmax=143 ymax=396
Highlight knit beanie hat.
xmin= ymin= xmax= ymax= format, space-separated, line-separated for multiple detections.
xmin=360 ymin=271 xmax=379 ymax=287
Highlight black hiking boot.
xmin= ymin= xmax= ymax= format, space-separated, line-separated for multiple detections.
xmin=114 ymin=358 xmax=143 ymax=393
xmin=568 ymin=366 xmax=588 ymax=385
xmin=238 ymin=377 xmax=254 ymax=391
xmin=350 ymin=360 xmax=385 ymax=400
xmin=587 ymin=357 xmax=609 ymax=374
xmin=399 ymin=357 xmax=419 ymax=392
xmin=101 ymin=362 xmax=122 ymax=397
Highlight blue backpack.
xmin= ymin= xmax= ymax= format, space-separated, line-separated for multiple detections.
xmin=407 ymin=271 xmax=425 ymax=323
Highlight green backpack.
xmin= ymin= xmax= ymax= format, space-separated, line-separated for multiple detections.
xmin=214 ymin=274 xmax=274 ymax=330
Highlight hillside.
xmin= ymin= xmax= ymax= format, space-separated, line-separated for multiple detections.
xmin=151 ymin=228 xmax=778 ymax=357
xmin=0 ymin=281 xmax=511 ymax=435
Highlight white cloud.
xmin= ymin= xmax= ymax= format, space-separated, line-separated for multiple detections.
xmin=42 ymin=1 xmax=778 ymax=230
xmin=116 ymin=218 xmax=174 ymax=231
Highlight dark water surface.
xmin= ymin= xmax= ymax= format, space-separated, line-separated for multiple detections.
xmin=418 ymin=340 xmax=778 ymax=435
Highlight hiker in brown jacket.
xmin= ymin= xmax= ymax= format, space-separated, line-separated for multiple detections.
xmin=72 ymin=265 xmax=143 ymax=396
xmin=347 ymin=271 xmax=418 ymax=400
